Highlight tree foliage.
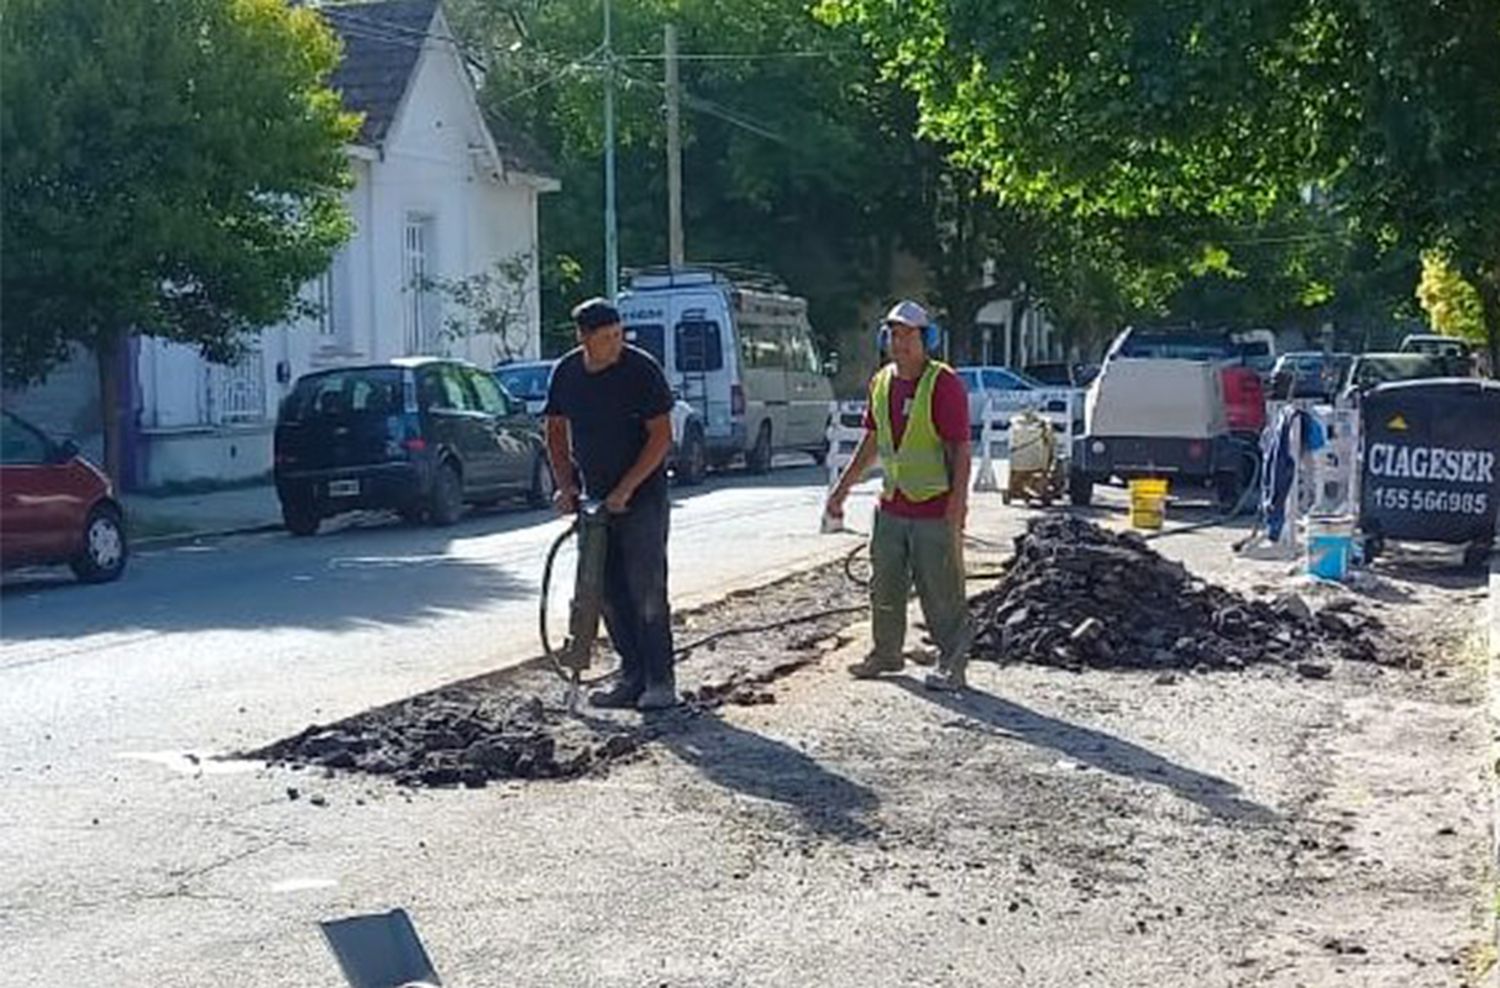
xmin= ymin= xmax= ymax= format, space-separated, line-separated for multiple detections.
xmin=0 ymin=0 xmax=359 ymax=387
xmin=1417 ymin=250 xmax=1486 ymax=344
xmin=818 ymin=0 xmax=1500 ymax=360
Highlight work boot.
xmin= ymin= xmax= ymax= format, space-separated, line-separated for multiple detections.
xmin=923 ymin=666 xmax=967 ymax=693
xmin=589 ymin=682 xmax=644 ymax=709
xmin=847 ymin=653 xmax=903 ymax=679
xmin=636 ymin=683 xmax=680 ymax=711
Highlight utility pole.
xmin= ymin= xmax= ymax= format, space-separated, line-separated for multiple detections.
xmin=665 ymin=23 xmax=684 ymax=268
xmin=602 ymin=0 xmax=619 ymax=300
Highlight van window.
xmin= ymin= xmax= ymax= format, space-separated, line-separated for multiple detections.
xmin=739 ymin=322 xmax=785 ymax=370
xmin=785 ymin=329 xmax=821 ymax=374
xmin=676 ymin=320 xmax=724 ymax=372
xmin=626 ymin=324 xmax=666 ymax=366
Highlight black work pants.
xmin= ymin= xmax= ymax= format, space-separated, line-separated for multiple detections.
xmin=601 ymin=484 xmax=674 ymax=692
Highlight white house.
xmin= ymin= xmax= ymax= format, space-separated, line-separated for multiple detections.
xmin=133 ymin=0 xmax=557 ymax=487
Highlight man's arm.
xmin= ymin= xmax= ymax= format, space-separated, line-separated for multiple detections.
xmin=605 ymin=414 xmax=672 ymax=512
xmin=545 ymin=415 xmax=578 ymax=514
xmin=943 ymin=438 xmax=971 ymax=529
xmin=826 ymin=429 xmax=878 ymax=514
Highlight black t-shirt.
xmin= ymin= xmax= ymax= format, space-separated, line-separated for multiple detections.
xmin=544 ymin=345 xmax=674 ymax=500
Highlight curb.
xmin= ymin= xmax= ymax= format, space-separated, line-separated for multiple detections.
xmin=132 ymin=522 xmax=284 ymax=551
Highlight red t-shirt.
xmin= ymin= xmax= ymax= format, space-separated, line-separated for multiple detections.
xmin=862 ymin=364 xmax=971 ymax=518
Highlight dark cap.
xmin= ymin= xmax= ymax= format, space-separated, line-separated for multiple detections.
xmin=570 ymin=297 xmax=621 ymax=332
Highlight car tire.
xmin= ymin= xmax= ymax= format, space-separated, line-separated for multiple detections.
xmin=428 ymin=460 xmax=464 ymax=526
xmin=282 ymin=501 xmax=321 ymax=537
xmin=747 ymin=422 xmax=772 ymax=474
xmin=70 ymin=504 xmax=128 ymax=583
xmin=1068 ymin=471 xmax=1093 ymax=508
xmin=676 ymin=426 xmax=707 ymax=487
xmin=528 ymin=452 xmax=556 ymax=508
xmin=1215 ymin=472 xmax=1242 ymax=511
xmin=397 ymin=504 xmax=427 ymax=526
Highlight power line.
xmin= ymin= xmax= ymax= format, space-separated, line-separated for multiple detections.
xmin=617 ymin=49 xmax=861 ymax=62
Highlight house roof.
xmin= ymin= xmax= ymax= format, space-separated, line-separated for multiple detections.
xmin=323 ymin=0 xmax=436 ymax=147
xmin=321 ymin=0 xmax=555 ymax=179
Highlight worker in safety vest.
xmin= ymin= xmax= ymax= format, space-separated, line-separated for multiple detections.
xmin=825 ymin=300 xmax=973 ymax=691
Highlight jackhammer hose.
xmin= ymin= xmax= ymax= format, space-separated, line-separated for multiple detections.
xmin=1141 ymin=445 xmax=1264 ymax=543
xmin=539 ymin=519 xmax=899 ymax=688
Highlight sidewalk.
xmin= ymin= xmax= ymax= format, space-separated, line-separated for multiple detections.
xmin=122 ymin=483 xmax=282 ymax=543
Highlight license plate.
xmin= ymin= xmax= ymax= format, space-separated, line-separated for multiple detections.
xmin=327 ymin=479 xmax=361 ymax=498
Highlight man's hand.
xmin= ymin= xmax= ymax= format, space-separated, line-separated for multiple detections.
xmin=945 ymin=493 xmax=968 ymax=531
xmin=825 ymin=483 xmax=849 ymax=520
xmin=604 ymin=484 xmax=634 ymax=514
xmin=553 ymin=486 xmax=579 ymax=516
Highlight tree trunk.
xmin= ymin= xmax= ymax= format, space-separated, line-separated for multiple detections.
xmin=1478 ymin=270 xmax=1500 ymax=377
xmin=96 ymin=335 xmax=123 ymax=488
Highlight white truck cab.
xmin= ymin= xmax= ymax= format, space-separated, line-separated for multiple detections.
xmin=617 ymin=268 xmax=835 ymax=473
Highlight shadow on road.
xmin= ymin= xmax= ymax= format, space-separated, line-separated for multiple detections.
xmin=652 ymin=707 xmax=879 ymax=842
xmin=894 ymin=679 xmax=1278 ymax=824
xmin=0 ymin=463 xmax=836 ymax=646
xmin=0 ymin=509 xmax=539 ymax=643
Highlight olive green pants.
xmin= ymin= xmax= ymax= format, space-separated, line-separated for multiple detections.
xmin=869 ymin=509 xmax=972 ymax=673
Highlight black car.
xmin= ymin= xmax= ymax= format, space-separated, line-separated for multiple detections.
xmin=274 ymin=358 xmax=553 ymax=536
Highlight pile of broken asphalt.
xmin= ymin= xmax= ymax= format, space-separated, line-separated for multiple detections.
xmin=969 ymin=515 xmax=1385 ymax=673
xmin=250 ymin=516 xmax=1395 ymax=793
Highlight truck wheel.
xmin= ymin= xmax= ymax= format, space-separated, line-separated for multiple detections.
xmin=1215 ymin=472 xmax=1242 ymax=511
xmin=1068 ymin=471 xmax=1093 ymax=507
xmin=747 ymin=422 xmax=773 ymax=474
xmin=428 ymin=460 xmax=463 ymax=526
xmin=676 ymin=426 xmax=708 ymax=486
xmin=1463 ymin=540 xmax=1493 ymax=573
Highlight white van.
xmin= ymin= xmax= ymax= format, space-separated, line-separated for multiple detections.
xmin=617 ymin=268 xmax=835 ymax=472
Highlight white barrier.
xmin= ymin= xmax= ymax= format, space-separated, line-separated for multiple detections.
xmin=826 ymin=388 xmax=1082 ymax=494
xmin=825 ymin=399 xmax=869 ymax=489
xmin=973 ymin=391 xmax=1079 ymax=493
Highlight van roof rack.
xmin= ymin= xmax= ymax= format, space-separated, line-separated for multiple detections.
xmin=623 ymin=263 xmax=789 ymax=295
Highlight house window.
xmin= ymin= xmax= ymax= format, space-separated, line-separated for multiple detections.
xmin=404 ymin=216 xmax=434 ymax=354
xmin=215 ymin=348 xmax=266 ymax=424
xmin=315 ymin=269 xmax=335 ymax=337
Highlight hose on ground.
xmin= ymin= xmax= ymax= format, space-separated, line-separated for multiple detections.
xmin=539 ymin=520 xmax=893 ymax=688
xmin=1141 ymin=445 xmax=1264 ymax=543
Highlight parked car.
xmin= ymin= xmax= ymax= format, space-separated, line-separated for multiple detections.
xmin=494 ymin=357 xmax=707 ymax=486
xmin=1022 ymin=362 xmax=1075 ymax=387
xmin=0 ymin=410 xmax=128 ymax=582
xmin=954 ymin=366 xmax=1059 ymax=439
xmin=617 ymin=267 xmax=836 ymax=472
xmin=273 ymin=358 xmax=552 ymax=536
xmin=1336 ymin=352 xmax=1464 ymax=407
xmin=493 ymin=360 xmax=554 ymax=416
xmin=1269 ymin=351 xmax=1353 ymax=401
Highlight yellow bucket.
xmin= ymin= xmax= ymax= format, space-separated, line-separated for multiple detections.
xmin=1128 ymin=477 xmax=1169 ymax=530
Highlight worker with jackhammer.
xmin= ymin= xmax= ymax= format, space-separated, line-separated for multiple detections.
xmin=544 ymin=298 xmax=679 ymax=710
xmin=825 ymin=300 xmax=973 ymax=691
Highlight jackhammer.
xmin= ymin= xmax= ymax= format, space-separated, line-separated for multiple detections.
xmin=540 ymin=500 xmax=611 ymax=709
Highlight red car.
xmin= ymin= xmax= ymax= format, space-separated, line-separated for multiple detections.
xmin=1 ymin=410 xmax=128 ymax=582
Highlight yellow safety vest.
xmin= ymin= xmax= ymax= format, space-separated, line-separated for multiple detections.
xmin=871 ymin=361 xmax=952 ymax=502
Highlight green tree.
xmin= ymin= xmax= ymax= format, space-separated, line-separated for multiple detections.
xmin=1 ymin=0 xmax=358 ymax=481
xmin=1417 ymin=250 xmax=1486 ymax=345
xmin=454 ymin=0 xmax=1057 ymax=369
xmin=818 ymin=0 xmax=1500 ymax=366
